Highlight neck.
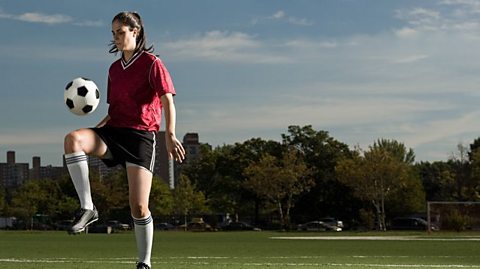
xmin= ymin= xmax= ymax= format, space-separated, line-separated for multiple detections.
xmin=122 ymin=50 xmax=135 ymax=62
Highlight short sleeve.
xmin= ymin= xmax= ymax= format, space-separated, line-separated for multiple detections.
xmin=149 ymin=58 xmax=176 ymax=97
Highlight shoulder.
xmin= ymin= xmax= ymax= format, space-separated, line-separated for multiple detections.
xmin=109 ymin=58 xmax=122 ymax=70
xmin=145 ymin=52 xmax=169 ymax=73
xmin=143 ymin=51 xmax=161 ymax=63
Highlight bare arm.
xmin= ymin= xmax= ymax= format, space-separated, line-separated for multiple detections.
xmin=161 ymin=93 xmax=185 ymax=163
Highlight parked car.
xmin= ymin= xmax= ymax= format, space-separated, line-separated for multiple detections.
xmin=54 ymin=220 xmax=73 ymax=231
xmin=107 ymin=220 xmax=131 ymax=231
xmin=156 ymin=222 xmax=175 ymax=231
xmin=319 ymin=217 xmax=344 ymax=229
xmin=88 ymin=223 xmax=113 ymax=234
xmin=390 ymin=217 xmax=437 ymax=231
xmin=222 ymin=221 xmax=261 ymax=231
xmin=179 ymin=218 xmax=215 ymax=232
xmin=297 ymin=221 xmax=342 ymax=232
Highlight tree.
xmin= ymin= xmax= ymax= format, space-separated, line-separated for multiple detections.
xmin=336 ymin=139 xmax=422 ymax=230
xmin=281 ymin=125 xmax=354 ymax=223
xmin=467 ymin=150 xmax=480 ymax=200
xmin=449 ymin=143 xmax=475 ymax=201
xmin=150 ymin=177 xmax=174 ymax=216
xmin=181 ymin=138 xmax=283 ymax=223
xmin=173 ymin=175 xmax=208 ymax=229
xmin=10 ymin=179 xmax=66 ymax=229
xmin=0 ymin=187 xmax=5 ymax=215
xmin=416 ymin=161 xmax=457 ymax=201
xmin=89 ymin=170 xmax=130 ymax=221
xmin=374 ymin=139 xmax=415 ymax=164
xmin=244 ymin=147 xmax=314 ymax=229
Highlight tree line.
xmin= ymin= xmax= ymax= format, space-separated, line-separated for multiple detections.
xmin=1 ymin=125 xmax=480 ymax=230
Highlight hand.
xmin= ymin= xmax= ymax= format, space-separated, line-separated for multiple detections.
xmin=166 ymin=134 xmax=186 ymax=163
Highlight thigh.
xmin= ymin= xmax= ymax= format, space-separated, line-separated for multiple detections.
xmin=127 ymin=165 xmax=153 ymax=217
xmin=65 ymin=128 xmax=108 ymax=157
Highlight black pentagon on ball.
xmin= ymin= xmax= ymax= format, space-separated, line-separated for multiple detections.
xmin=82 ymin=105 xmax=93 ymax=113
xmin=77 ymin=86 xmax=89 ymax=97
xmin=95 ymin=89 xmax=100 ymax=99
xmin=81 ymin=77 xmax=91 ymax=81
xmin=65 ymin=81 xmax=73 ymax=90
xmin=66 ymin=98 xmax=75 ymax=109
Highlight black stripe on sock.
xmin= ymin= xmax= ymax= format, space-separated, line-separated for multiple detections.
xmin=65 ymin=155 xmax=87 ymax=165
xmin=133 ymin=215 xmax=153 ymax=226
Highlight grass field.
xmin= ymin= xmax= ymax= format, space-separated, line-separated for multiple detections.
xmin=1 ymin=230 xmax=480 ymax=269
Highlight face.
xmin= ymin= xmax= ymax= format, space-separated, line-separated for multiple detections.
xmin=111 ymin=20 xmax=137 ymax=52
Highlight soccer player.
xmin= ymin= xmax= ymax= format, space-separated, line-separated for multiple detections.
xmin=63 ymin=11 xmax=185 ymax=269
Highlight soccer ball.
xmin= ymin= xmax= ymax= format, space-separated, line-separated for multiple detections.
xmin=64 ymin=77 xmax=100 ymax=116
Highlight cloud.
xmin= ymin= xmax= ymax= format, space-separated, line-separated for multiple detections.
xmin=182 ymin=88 xmax=452 ymax=133
xmin=440 ymin=0 xmax=480 ymax=12
xmin=168 ymin=13 xmax=480 ymax=162
xmin=395 ymin=7 xmax=440 ymax=31
xmin=253 ymin=10 xmax=314 ymax=26
xmin=16 ymin=12 xmax=72 ymax=24
xmin=395 ymin=27 xmax=418 ymax=38
xmin=161 ymin=31 xmax=292 ymax=64
xmin=73 ymin=20 xmax=103 ymax=27
xmin=0 ymin=8 xmax=101 ymax=26
xmin=179 ymin=92 xmax=463 ymax=151
xmin=392 ymin=54 xmax=429 ymax=64
xmin=400 ymin=111 xmax=480 ymax=148
xmin=271 ymin=11 xmax=285 ymax=19
xmin=0 ymin=45 xmax=109 ymax=62
xmin=284 ymin=39 xmax=339 ymax=49
xmin=395 ymin=1 xmax=480 ymax=33
xmin=0 ymin=129 xmax=65 ymax=145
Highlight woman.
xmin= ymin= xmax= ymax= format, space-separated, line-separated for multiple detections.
xmin=64 ymin=11 xmax=185 ymax=269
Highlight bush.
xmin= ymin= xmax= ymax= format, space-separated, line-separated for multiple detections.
xmin=441 ymin=208 xmax=471 ymax=231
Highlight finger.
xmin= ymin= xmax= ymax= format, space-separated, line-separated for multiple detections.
xmin=175 ymin=148 xmax=185 ymax=161
xmin=173 ymin=143 xmax=185 ymax=155
xmin=175 ymin=152 xmax=183 ymax=163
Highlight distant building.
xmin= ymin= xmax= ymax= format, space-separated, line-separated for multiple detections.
xmin=154 ymin=131 xmax=170 ymax=183
xmin=30 ymin=156 xmax=66 ymax=181
xmin=183 ymin=133 xmax=201 ymax=164
xmin=155 ymin=132 xmax=204 ymax=189
xmin=0 ymin=151 xmax=29 ymax=188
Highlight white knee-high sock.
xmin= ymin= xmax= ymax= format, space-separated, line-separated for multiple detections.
xmin=64 ymin=151 xmax=94 ymax=210
xmin=133 ymin=215 xmax=153 ymax=267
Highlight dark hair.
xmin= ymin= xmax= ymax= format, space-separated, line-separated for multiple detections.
xmin=109 ymin=11 xmax=154 ymax=54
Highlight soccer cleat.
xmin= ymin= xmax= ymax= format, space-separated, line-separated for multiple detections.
xmin=68 ymin=206 xmax=99 ymax=234
xmin=136 ymin=262 xmax=151 ymax=269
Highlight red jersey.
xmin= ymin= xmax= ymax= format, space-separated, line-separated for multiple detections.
xmin=106 ymin=51 xmax=176 ymax=132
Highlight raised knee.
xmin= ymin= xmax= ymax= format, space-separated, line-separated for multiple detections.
xmin=64 ymin=130 xmax=84 ymax=152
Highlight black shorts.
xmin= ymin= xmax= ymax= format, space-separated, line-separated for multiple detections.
xmin=91 ymin=126 xmax=157 ymax=172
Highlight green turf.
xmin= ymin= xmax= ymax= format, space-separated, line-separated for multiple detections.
xmin=0 ymin=230 xmax=479 ymax=269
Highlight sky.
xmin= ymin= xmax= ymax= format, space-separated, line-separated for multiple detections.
xmin=1 ymin=0 xmax=480 ymax=166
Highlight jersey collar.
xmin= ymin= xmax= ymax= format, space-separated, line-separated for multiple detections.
xmin=121 ymin=50 xmax=143 ymax=70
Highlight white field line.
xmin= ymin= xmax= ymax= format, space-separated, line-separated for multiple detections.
xmin=270 ymin=236 xmax=480 ymax=241
xmin=1 ymin=257 xmax=480 ymax=268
